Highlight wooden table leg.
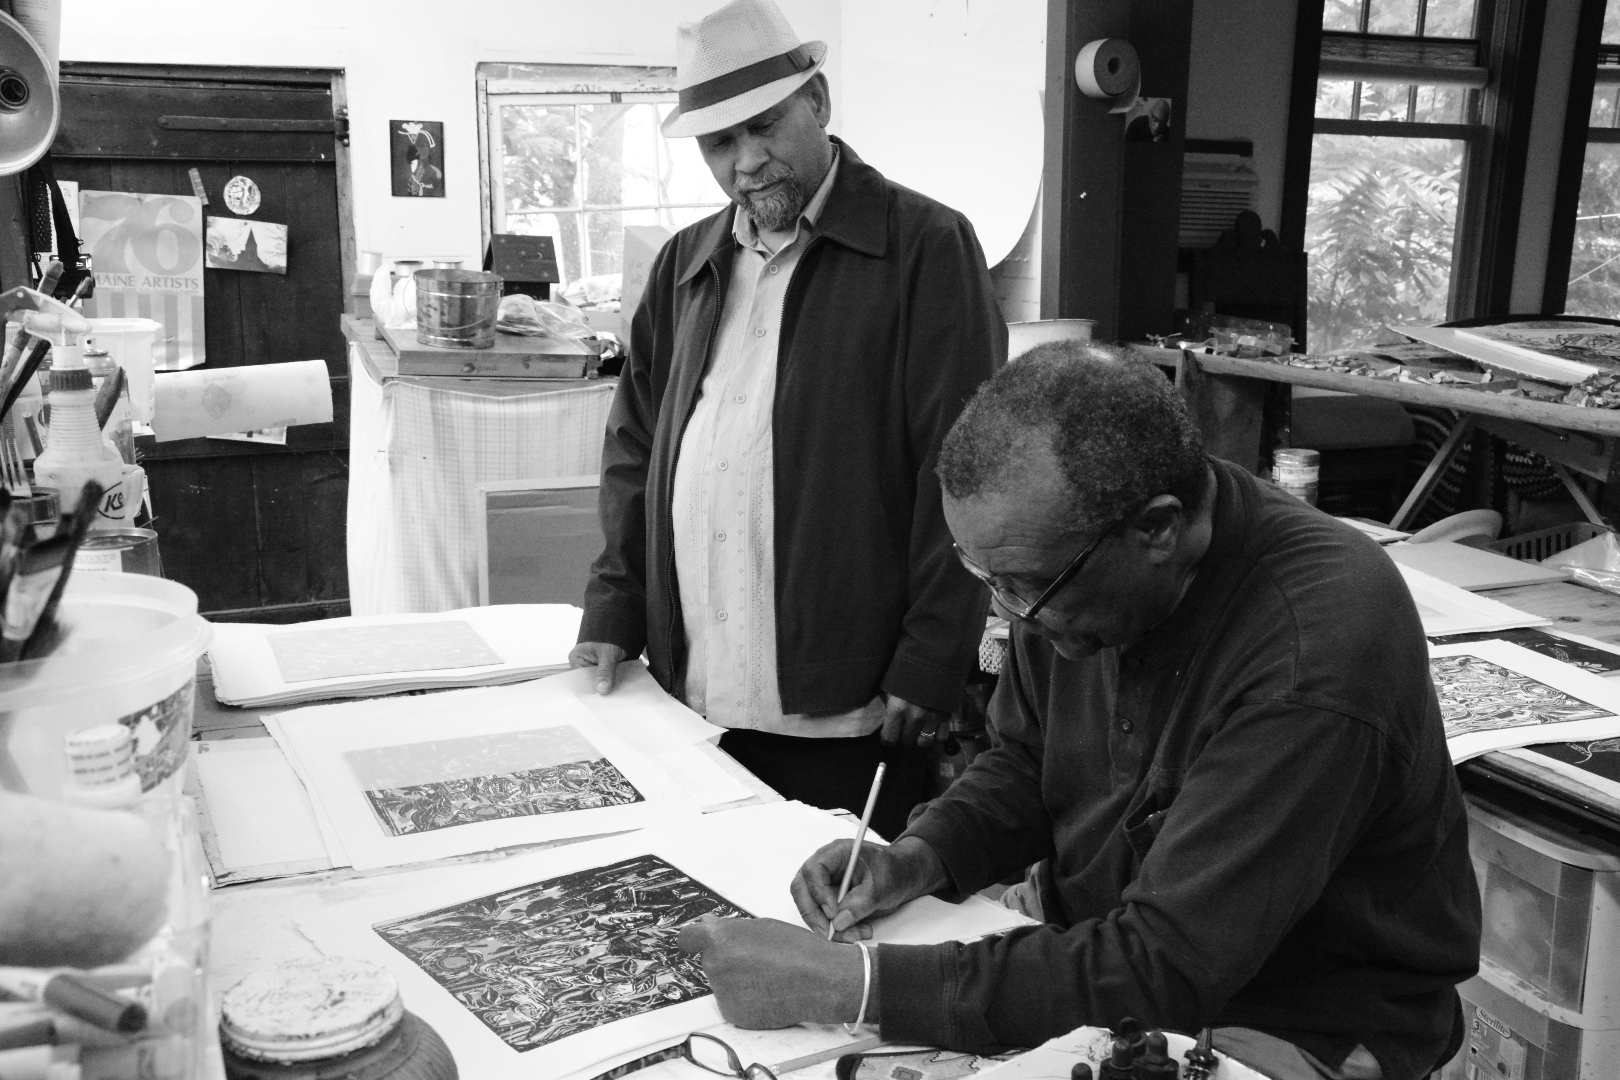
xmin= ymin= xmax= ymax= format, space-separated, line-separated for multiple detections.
xmin=1391 ymin=414 xmax=1476 ymax=530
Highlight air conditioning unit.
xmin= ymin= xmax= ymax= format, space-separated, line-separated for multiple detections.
xmin=1180 ymin=155 xmax=1260 ymax=249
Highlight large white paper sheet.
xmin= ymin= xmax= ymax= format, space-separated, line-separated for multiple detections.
xmin=152 ymin=360 xmax=333 ymax=442
xmin=298 ymin=802 xmax=1036 ymax=1080
xmin=194 ymin=738 xmax=328 ymax=874
xmin=1430 ymin=640 xmax=1620 ymax=762
xmin=207 ymin=604 xmax=584 ymax=706
xmin=270 ymin=685 xmax=700 ymax=869
xmin=1399 ymin=565 xmax=1549 ymax=637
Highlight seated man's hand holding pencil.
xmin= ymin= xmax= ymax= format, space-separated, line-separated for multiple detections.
xmin=790 ymin=835 xmax=951 ymax=942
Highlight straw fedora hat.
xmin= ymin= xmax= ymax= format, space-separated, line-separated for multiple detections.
xmin=661 ymin=0 xmax=828 ymax=139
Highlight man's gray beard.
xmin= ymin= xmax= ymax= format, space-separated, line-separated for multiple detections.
xmin=741 ymin=179 xmax=808 ymax=233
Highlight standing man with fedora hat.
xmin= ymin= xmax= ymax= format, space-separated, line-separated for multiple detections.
xmin=571 ymin=0 xmax=1005 ymax=839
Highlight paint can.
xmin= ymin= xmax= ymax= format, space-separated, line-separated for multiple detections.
xmin=414 ymin=269 xmax=502 ymax=350
xmin=220 ymin=958 xmax=457 ymax=1080
xmin=1272 ymin=448 xmax=1321 ymax=505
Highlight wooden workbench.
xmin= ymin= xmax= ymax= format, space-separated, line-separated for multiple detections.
xmin=1149 ymin=346 xmax=1620 ymax=529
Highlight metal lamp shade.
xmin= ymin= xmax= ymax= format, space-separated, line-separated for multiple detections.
xmin=0 ymin=12 xmax=57 ymax=177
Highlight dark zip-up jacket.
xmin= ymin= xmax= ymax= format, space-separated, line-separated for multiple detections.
xmin=579 ymin=139 xmax=1003 ymax=715
xmin=881 ymin=460 xmax=1481 ymax=1080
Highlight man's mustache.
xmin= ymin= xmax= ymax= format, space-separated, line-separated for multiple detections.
xmin=736 ymin=167 xmax=794 ymax=194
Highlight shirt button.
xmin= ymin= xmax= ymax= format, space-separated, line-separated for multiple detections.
xmin=717 ymin=610 xmax=728 ymax=621
xmin=718 ymin=461 xmax=728 ymax=471
xmin=754 ymin=327 xmax=766 ymax=338
xmin=1118 ymin=719 xmax=1133 ymax=733
xmin=735 ymin=393 xmax=747 ymax=403
xmin=716 ymin=530 xmax=726 ymax=541
xmin=768 ymin=264 xmax=780 ymax=275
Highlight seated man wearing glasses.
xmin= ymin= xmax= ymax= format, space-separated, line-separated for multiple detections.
xmin=681 ymin=343 xmax=1482 ymax=1080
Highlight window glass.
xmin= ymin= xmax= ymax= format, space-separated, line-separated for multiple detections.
xmin=492 ymin=95 xmax=725 ymax=289
xmin=1568 ymin=144 xmax=1620 ymax=318
xmin=1316 ymin=79 xmax=1358 ymax=120
xmin=1593 ymin=86 xmax=1620 ymax=129
xmin=1323 ymin=0 xmax=1362 ymax=32
xmin=1411 ymin=83 xmax=1469 ymax=124
xmin=501 ymin=104 xmax=578 ymax=212
xmin=1421 ymin=0 xmax=1476 ymax=37
xmin=1367 ymin=0 xmax=1420 ymax=35
xmin=1357 ymin=82 xmax=1415 ymax=121
xmin=1305 ymin=134 xmax=1466 ymax=352
xmin=1606 ymin=0 xmax=1620 ymax=43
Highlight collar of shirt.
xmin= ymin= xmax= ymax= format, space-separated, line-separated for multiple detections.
xmin=730 ymin=149 xmax=842 ymax=258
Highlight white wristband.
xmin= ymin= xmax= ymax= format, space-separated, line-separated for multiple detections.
xmin=844 ymin=940 xmax=873 ymax=1036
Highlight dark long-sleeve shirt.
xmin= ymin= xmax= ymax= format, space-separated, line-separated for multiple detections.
xmin=879 ymin=458 xmax=1481 ymax=1080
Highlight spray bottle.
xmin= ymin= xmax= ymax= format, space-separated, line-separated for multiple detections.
xmin=32 ymin=330 xmax=125 ymax=533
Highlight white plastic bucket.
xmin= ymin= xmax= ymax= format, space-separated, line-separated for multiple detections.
xmin=83 ymin=318 xmax=162 ymax=423
xmin=0 ymin=573 xmax=210 ymax=799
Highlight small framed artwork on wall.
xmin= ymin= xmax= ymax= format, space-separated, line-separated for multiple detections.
xmin=391 ymin=120 xmax=445 ymax=198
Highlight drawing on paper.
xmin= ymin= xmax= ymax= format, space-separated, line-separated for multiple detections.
xmin=1430 ymin=653 xmax=1612 ymax=736
xmin=374 ymin=855 xmax=749 ymax=1051
xmin=268 ymin=620 xmax=504 ymax=682
xmin=345 ymin=728 xmax=644 ymax=837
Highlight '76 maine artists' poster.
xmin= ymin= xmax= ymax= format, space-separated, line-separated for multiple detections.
xmin=375 ymin=855 xmax=748 ymax=1051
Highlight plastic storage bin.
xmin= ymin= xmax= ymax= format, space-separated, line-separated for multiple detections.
xmin=0 ymin=573 xmax=209 ymax=799
xmin=1440 ymin=794 xmax=1620 ymax=1079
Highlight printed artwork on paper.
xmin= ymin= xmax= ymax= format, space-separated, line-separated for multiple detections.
xmin=1430 ymin=653 xmax=1611 ymax=736
xmin=267 ymin=620 xmax=504 ymax=683
xmin=343 ymin=727 xmax=644 ymax=837
xmin=205 ymin=217 xmax=287 ymax=275
xmin=78 ymin=191 xmax=206 ymax=369
xmin=1463 ymin=324 xmax=1620 ymax=369
xmin=391 ymin=120 xmax=445 ymax=198
xmin=374 ymin=855 xmax=749 ymax=1051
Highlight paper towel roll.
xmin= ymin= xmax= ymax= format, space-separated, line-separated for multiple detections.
xmin=152 ymin=360 xmax=332 ymax=443
xmin=1074 ymin=38 xmax=1139 ymax=99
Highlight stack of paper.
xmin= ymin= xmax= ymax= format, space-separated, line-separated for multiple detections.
xmin=296 ymin=800 xmax=1038 ymax=1080
xmin=259 ymin=670 xmax=756 ymax=872
xmin=1397 ymin=565 xmax=1549 ymax=637
xmin=208 ymin=604 xmax=583 ymax=706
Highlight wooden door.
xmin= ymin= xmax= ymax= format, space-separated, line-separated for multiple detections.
xmin=52 ymin=63 xmax=352 ymax=621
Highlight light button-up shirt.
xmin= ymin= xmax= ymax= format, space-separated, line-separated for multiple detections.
xmin=670 ymin=153 xmax=884 ymax=738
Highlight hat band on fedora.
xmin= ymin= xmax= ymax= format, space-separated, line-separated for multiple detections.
xmin=679 ymin=44 xmax=816 ymax=114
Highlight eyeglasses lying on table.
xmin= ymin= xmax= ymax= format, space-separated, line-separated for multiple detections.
xmin=589 ymin=1032 xmax=779 ymax=1080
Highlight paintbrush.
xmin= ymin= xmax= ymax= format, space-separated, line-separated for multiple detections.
xmin=0 ymin=262 xmax=63 ymax=391
xmin=92 ymin=365 xmax=125 ymax=431
xmin=18 ymin=480 xmax=102 ymax=662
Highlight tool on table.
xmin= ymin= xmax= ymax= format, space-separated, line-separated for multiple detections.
xmin=0 ymin=968 xmax=146 ymax=1034
xmin=1134 ymin=1030 xmax=1180 ymax=1079
xmin=827 ymin=760 xmax=887 ymax=940
xmin=1181 ymin=1028 xmax=1217 ymax=1080
xmin=91 ymin=366 xmax=124 ymax=433
xmin=0 ymin=262 xmax=62 ymax=387
xmin=1099 ymin=1034 xmax=1135 ymax=1080
xmin=20 ymin=480 xmax=103 ymax=661
xmin=0 ymin=278 xmax=93 ymax=425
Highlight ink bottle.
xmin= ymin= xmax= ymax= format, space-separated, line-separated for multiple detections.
xmin=220 ymin=958 xmax=456 ymax=1080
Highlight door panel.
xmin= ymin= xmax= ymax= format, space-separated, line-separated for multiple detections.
xmin=53 ymin=64 xmax=350 ymax=619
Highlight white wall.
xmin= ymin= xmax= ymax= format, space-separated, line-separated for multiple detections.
xmin=1184 ymin=0 xmax=1298 ymax=235
xmin=59 ymin=0 xmax=842 ymax=267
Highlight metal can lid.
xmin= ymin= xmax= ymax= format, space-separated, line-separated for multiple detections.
xmin=1272 ymin=448 xmax=1321 ymax=467
xmin=221 ymin=958 xmax=403 ymax=1063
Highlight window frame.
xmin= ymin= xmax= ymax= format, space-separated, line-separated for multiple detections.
xmin=1543 ymin=4 xmax=1619 ymax=315
xmin=1282 ymin=0 xmax=1553 ymax=332
xmin=474 ymin=63 xmax=726 ymax=285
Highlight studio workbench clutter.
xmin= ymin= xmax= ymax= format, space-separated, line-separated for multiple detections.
xmin=5 ymin=1 xmax=1620 ymax=1079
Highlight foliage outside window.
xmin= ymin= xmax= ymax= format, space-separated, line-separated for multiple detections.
xmin=1305 ymin=0 xmax=1482 ymax=353
xmin=487 ymin=91 xmax=726 ymax=291
xmin=1567 ymin=1 xmax=1620 ymax=317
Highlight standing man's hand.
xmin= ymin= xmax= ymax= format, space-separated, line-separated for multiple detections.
xmin=880 ymin=694 xmax=950 ymax=748
xmin=678 ymin=916 xmax=866 ymax=1029
xmin=791 ymin=835 xmax=950 ymax=942
xmin=568 ymin=641 xmax=628 ymax=695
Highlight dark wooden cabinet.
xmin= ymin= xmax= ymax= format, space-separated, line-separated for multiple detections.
xmin=52 ymin=64 xmax=351 ymax=620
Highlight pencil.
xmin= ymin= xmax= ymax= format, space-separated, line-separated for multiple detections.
xmin=827 ymin=761 xmax=886 ymax=940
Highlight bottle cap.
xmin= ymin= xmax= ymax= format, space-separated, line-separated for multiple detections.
xmin=221 ymin=958 xmax=403 ymax=1063
xmin=52 ymin=367 xmax=93 ymax=392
